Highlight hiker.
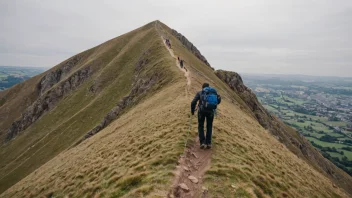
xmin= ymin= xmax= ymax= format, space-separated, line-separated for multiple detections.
xmin=180 ymin=59 xmax=184 ymax=68
xmin=165 ymin=39 xmax=171 ymax=48
xmin=168 ymin=40 xmax=171 ymax=49
xmin=191 ymin=83 xmax=221 ymax=149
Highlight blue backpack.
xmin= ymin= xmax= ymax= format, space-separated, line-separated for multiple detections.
xmin=200 ymin=87 xmax=218 ymax=112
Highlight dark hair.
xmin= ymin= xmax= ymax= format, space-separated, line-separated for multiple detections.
xmin=202 ymin=83 xmax=209 ymax=88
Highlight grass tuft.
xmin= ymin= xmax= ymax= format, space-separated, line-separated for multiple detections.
xmin=252 ymin=176 xmax=274 ymax=196
xmin=253 ymin=188 xmax=264 ymax=198
xmin=234 ymin=187 xmax=251 ymax=198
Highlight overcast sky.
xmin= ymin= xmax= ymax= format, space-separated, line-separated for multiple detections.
xmin=1 ymin=0 xmax=351 ymax=77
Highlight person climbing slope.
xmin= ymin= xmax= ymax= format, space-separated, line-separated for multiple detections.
xmin=165 ymin=39 xmax=171 ymax=49
xmin=191 ymin=83 xmax=221 ymax=149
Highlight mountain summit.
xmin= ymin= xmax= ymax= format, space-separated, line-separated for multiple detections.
xmin=0 ymin=21 xmax=351 ymax=197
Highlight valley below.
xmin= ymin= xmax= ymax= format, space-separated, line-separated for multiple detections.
xmin=243 ymin=74 xmax=352 ymax=175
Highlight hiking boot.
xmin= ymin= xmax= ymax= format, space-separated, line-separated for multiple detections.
xmin=206 ymin=144 xmax=212 ymax=149
xmin=200 ymin=144 xmax=206 ymax=149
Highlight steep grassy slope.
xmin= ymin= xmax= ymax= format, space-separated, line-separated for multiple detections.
xmin=0 ymin=21 xmax=351 ymax=197
xmin=0 ymin=21 xmax=172 ymax=194
xmin=163 ymin=23 xmax=351 ymax=197
xmin=1 ymin=41 xmax=188 ymax=197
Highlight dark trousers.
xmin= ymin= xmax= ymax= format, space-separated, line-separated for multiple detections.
xmin=198 ymin=111 xmax=214 ymax=145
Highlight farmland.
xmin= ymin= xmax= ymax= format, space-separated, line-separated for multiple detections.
xmin=0 ymin=66 xmax=46 ymax=91
xmin=243 ymin=74 xmax=352 ymax=175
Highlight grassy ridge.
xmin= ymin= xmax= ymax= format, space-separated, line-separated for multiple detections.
xmin=1 ymin=28 xmax=187 ymax=197
xmin=0 ymin=21 xmax=350 ymax=197
xmin=162 ymin=23 xmax=349 ymax=197
xmin=0 ymin=22 xmax=163 ymax=194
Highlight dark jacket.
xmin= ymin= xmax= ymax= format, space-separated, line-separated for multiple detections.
xmin=191 ymin=91 xmax=221 ymax=114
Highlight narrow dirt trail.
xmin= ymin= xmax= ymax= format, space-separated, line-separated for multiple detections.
xmin=170 ymin=138 xmax=212 ymax=198
xmin=161 ymin=37 xmax=191 ymax=88
xmin=155 ymin=21 xmax=212 ymax=198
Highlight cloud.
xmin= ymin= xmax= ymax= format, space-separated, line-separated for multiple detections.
xmin=1 ymin=0 xmax=351 ymax=77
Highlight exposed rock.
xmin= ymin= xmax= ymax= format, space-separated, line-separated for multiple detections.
xmin=37 ymin=55 xmax=82 ymax=95
xmin=171 ymin=29 xmax=213 ymax=69
xmin=188 ymin=175 xmax=198 ymax=183
xmin=183 ymin=166 xmax=190 ymax=172
xmin=191 ymin=152 xmax=198 ymax=159
xmin=178 ymin=183 xmax=190 ymax=192
xmin=6 ymin=66 xmax=92 ymax=142
xmin=135 ymin=49 xmax=151 ymax=72
xmin=77 ymin=49 xmax=162 ymax=144
xmin=202 ymin=186 xmax=208 ymax=192
xmin=333 ymin=183 xmax=337 ymax=188
xmin=80 ymin=74 xmax=158 ymax=142
xmin=214 ymin=70 xmax=268 ymax=127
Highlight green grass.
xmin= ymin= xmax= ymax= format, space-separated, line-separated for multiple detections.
xmin=234 ymin=187 xmax=251 ymax=198
xmin=307 ymin=132 xmax=324 ymax=139
xmin=285 ymin=96 xmax=306 ymax=105
xmin=327 ymin=152 xmax=344 ymax=160
xmin=338 ymin=137 xmax=352 ymax=141
xmin=263 ymin=105 xmax=277 ymax=113
xmin=307 ymin=137 xmax=345 ymax=149
xmin=326 ymin=121 xmax=347 ymax=127
xmin=327 ymin=150 xmax=352 ymax=161
xmin=342 ymin=150 xmax=352 ymax=160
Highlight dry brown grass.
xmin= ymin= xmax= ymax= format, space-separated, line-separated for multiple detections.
xmin=1 ymin=75 xmax=189 ymax=197
xmin=0 ymin=21 xmax=171 ymax=194
xmin=0 ymin=21 xmax=349 ymax=198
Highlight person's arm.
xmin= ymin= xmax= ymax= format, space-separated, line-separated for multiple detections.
xmin=191 ymin=92 xmax=200 ymax=115
xmin=217 ymin=94 xmax=222 ymax=105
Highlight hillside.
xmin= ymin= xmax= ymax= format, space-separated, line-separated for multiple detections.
xmin=0 ymin=21 xmax=351 ymax=197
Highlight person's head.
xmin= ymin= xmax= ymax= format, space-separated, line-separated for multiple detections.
xmin=202 ymin=83 xmax=209 ymax=89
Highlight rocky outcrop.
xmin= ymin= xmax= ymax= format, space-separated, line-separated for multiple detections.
xmin=171 ymin=29 xmax=212 ymax=69
xmin=215 ymin=70 xmax=270 ymax=128
xmin=215 ymin=69 xmax=352 ymax=196
xmin=37 ymin=55 xmax=82 ymax=95
xmin=80 ymin=75 xmax=159 ymax=142
xmin=77 ymin=50 xmax=161 ymax=144
xmin=6 ymin=66 xmax=92 ymax=142
xmin=135 ymin=49 xmax=151 ymax=72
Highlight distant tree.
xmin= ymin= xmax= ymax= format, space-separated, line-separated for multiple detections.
xmin=342 ymin=156 xmax=348 ymax=162
xmin=341 ymin=147 xmax=352 ymax=152
xmin=320 ymin=135 xmax=337 ymax=142
xmin=328 ymin=116 xmax=340 ymax=121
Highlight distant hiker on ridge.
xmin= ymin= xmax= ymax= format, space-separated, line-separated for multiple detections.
xmin=180 ymin=59 xmax=184 ymax=68
xmin=191 ymin=83 xmax=221 ymax=149
xmin=165 ymin=39 xmax=171 ymax=48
